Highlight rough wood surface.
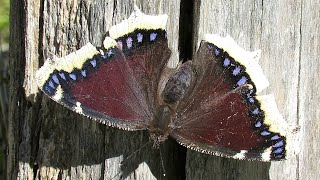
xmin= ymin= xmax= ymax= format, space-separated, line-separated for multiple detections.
xmin=187 ymin=0 xmax=318 ymax=180
xmin=8 ymin=0 xmax=320 ymax=179
xmin=9 ymin=0 xmax=184 ymax=180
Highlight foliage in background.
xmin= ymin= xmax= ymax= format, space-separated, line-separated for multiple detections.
xmin=0 ymin=0 xmax=10 ymax=44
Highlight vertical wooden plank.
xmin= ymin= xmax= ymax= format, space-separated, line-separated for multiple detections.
xmin=189 ymin=0 xmax=301 ymax=179
xmin=9 ymin=0 xmax=183 ymax=180
xmin=260 ymin=1 xmax=301 ymax=179
xmin=299 ymin=1 xmax=320 ymax=179
xmin=37 ymin=0 xmax=182 ymax=179
xmin=8 ymin=0 xmax=30 ymax=178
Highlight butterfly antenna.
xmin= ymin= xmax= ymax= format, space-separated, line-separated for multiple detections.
xmin=159 ymin=147 xmax=166 ymax=177
xmin=120 ymin=140 xmax=152 ymax=165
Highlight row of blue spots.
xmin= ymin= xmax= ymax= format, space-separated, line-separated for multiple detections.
xmin=209 ymin=44 xmax=248 ymax=88
xmin=209 ymin=46 xmax=264 ymax=137
xmin=48 ymin=48 xmax=114 ymax=86
xmin=44 ymin=75 xmax=58 ymax=96
xmin=209 ymin=43 xmax=262 ymax=130
xmin=208 ymin=43 xmax=286 ymax=159
xmin=258 ymin=126 xmax=285 ymax=159
xmin=257 ymin=126 xmax=285 ymax=159
xmin=117 ymin=31 xmax=159 ymax=51
xmin=43 ymin=47 xmax=117 ymax=96
xmin=272 ymin=139 xmax=285 ymax=158
xmin=253 ymin=107 xmax=285 ymax=159
xmin=44 ymin=54 xmax=103 ymax=94
xmin=65 ymin=58 xmax=96 ymax=81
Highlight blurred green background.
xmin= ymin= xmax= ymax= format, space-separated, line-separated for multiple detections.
xmin=0 ymin=0 xmax=9 ymax=46
xmin=0 ymin=0 xmax=10 ymax=179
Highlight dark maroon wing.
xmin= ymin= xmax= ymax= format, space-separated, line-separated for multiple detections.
xmin=36 ymin=9 xmax=171 ymax=130
xmin=169 ymin=34 xmax=292 ymax=161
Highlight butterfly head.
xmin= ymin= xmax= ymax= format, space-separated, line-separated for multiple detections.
xmin=150 ymin=132 xmax=168 ymax=149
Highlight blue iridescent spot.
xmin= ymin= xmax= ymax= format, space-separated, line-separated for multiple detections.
xmin=150 ymin=32 xmax=157 ymax=41
xmin=117 ymin=40 xmax=123 ymax=50
xmin=232 ymin=67 xmax=241 ymax=76
xmin=137 ymin=33 xmax=143 ymax=43
xmin=52 ymin=74 xmax=59 ymax=84
xmin=44 ymin=85 xmax=54 ymax=95
xmin=247 ymin=89 xmax=254 ymax=96
xmin=252 ymin=108 xmax=260 ymax=115
xmin=126 ymin=37 xmax=133 ymax=49
xmin=273 ymin=148 xmax=283 ymax=154
xmin=237 ymin=76 xmax=247 ymax=86
xmin=59 ymin=72 xmax=66 ymax=80
xmin=107 ymin=49 xmax=113 ymax=57
xmin=247 ymin=90 xmax=255 ymax=103
xmin=261 ymin=130 xmax=271 ymax=136
xmin=275 ymin=154 xmax=283 ymax=159
xmin=81 ymin=70 xmax=87 ymax=77
xmin=223 ymin=58 xmax=230 ymax=67
xmin=48 ymin=80 xmax=55 ymax=88
xmin=271 ymin=135 xmax=281 ymax=140
xmin=90 ymin=59 xmax=97 ymax=67
xmin=255 ymin=121 xmax=262 ymax=128
xmin=214 ymin=48 xmax=220 ymax=56
xmin=273 ymin=140 xmax=284 ymax=148
xmin=207 ymin=44 xmax=213 ymax=49
xmin=69 ymin=73 xmax=77 ymax=80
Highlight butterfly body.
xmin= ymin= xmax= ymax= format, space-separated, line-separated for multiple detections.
xmin=36 ymin=8 xmax=298 ymax=161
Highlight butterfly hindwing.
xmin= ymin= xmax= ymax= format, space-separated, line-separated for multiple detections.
xmin=169 ymin=35 xmax=291 ymax=161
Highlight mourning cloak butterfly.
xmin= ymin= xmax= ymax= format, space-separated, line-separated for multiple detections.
xmin=36 ymin=8 xmax=298 ymax=161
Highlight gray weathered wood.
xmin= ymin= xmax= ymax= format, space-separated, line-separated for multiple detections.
xmin=187 ymin=0 xmax=319 ymax=180
xmin=0 ymin=50 xmax=9 ymax=180
xmin=298 ymin=1 xmax=320 ymax=179
xmin=8 ymin=0 xmax=183 ymax=179
xmin=8 ymin=0 xmax=320 ymax=179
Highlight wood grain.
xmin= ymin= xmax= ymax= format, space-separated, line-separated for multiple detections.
xmin=9 ymin=0 xmax=183 ymax=179
xmin=188 ymin=0 xmax=318 ymax=180
xmin=8 ymin=0 xmax=320 ymax=179
xmin=298 ymin=1 xmax=320 ymax=179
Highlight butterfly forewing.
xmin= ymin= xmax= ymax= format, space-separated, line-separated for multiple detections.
xmin=36 ymin=10 xmax=171 ymax=131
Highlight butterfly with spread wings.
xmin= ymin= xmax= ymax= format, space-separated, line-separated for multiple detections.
xmin=36 ymin=8 xmax=298 ymax=161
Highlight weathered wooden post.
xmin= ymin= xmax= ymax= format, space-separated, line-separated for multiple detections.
xmin=7 ymin=0 xmax=320 ymax=179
